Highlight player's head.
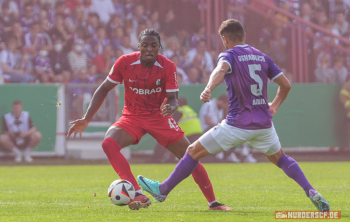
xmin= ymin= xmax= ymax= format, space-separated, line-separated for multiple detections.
xmin=218 ymin=19 xmax=245 ymax=50
xmin=12 ymin=100 xmax=23 ymax=118
xmin=138 ymin=29 xmax=161 ymax=64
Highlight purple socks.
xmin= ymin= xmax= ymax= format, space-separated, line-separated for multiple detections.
xmin=277 ymin=154 xmax=314 ymax=197
xmin=159 ymin=152 xmax=199 ymax=196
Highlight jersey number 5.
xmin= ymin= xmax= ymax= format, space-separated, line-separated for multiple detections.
xmin=248 ymin=64 xmax=263 ymax=96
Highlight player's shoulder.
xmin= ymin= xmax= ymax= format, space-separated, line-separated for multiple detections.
xmin=156 ymin=54 xmax=175 ymax=69
xmin=116 ymin=51 xmax=140 ymax=65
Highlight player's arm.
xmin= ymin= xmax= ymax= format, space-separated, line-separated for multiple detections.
xmin=161 ymin=92 xmax=178 ymax=117
xmin=269 ymin=74 xmax=291 ymax=115
xmin=67 ymin=79 xmax=117 ymax=139
xmin=340 ymin=82 xmax=350 ymax=112
xmin=200 ymin=62 xmax=230 ymax=103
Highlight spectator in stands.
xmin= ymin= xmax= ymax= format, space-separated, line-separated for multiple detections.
xmin=65 ymin=6 xmax=86 ymax=34
xmin=314 ymin=8 xmax=328 ymax=27
xmin=92 ymin=26 xmax=111 ymax=55
xmin=269 ymin=28 xmax=288 ymax=68
xmin=300 ymin=2 xmax=316 ymax=24
xmin=163 ymin=37 xmax=180 ymax=59
xmin=177 ymin=28 xmax=190 ymax=48
xmin=227 ymin=0 xmax=247 ymax=26
xmin=186 ymin=67 xmax=201 ymax=84
xmin=328 ymin=0 xmax=349 ymax=21
xmin=112 ymin=0 xmax=124 ymax=19
xmin=70 ymin=68 xmax=94 ymax=118
xmin=187 ymin=40 xmax=214 ymax=73
xmin=110 ymin=26 xmax=124 ymax=50
xmin=124 ymin=0 xmax=135 ymax=18
xmin=49 ymin=38 xmax=71 ymax=83
xmin=82 ymin=0 xmax=93 ymax=18
xmin=0 ymin=100 xmax=42 ymax=162
xmin=40 ymin=18 xmax=53 ymax=51
xmin=86 ymin=12 xmax=100 ymax=37
xmin=92 ymin=44 xmax=114 ymax=76
xmin=5 ymin=21 xmax=24 ymax=51
xmin=106 ymin=15 xmax=123 ymax=37
xmin=161 ymin=9 xmax=177 ymax=37
xmin=148 ymin=11 xmax=160 ymax=30
xmin=91 ymin=0 xmax=116 ymax=24
xmin=127 ymin=4 xmax=149 ymax=34
xmin=0 ymin=2 xmax=15 ymax=37
xmin=189 ymin=23 xmax=206 ymax=49
xmin=119 ymin=35 xmax=134 ymax=55
xmin=170 ymin=54 xmax=189 ymax=84
xmin=24 ymin=22 xmax=45 ymax=54
xmin=68 ymin=39 xmax=88 ymax=72
xmin=64 ymin=0 xmax=82 ymax=15
xmin=333 ymin=55 xmax=349 ymax=83
xmin=334 ymin=11 xmax=349 ymax=36
xmin=48 ymin=13 xmax=71 ymax=44
xmin=4 ymin=0 xmax=19 ymax=18
xmin=34 ymin=46 xmax=54 ymax=83
xmin=21 ymin=3 xmax=38 ymax=33
xmin=280 ymin=0 xmax=301 ymax=16
xmin=0 ymin=39 xmax=34 ymax=83
xmin=315 ymin=54 xmax=336 ymax=82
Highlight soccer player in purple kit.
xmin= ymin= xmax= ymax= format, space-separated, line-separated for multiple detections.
xmin=138 ymin=19 xmax=330 ymax=211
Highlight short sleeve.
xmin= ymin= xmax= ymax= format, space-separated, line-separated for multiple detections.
xmin=28 ymin=116 xmax=34 ymax=128
xmin=165 ymin=62 xmax=179 ymax=92
xmin=107 ymin=56 xmax=124 ymax=84
xmin=2 ymin=116 xmax=8 ymax=132
xmin=266 ymin=56 xmax=283 ymax=81
xmin=217 ymin=52 xmax=233 ymax=74
xmin=0 ymin=51 xmax=7 ymax=64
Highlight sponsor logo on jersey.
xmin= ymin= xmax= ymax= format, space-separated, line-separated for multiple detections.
xmin=252 ymin=98 xmax=266 ymax=106
xmin=129 ymin=87 xmax=162 ymax=95
xmin=156 ymin=79 xmax=162 ymax=86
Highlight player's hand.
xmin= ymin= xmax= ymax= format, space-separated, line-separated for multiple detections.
xmin=268 ymin=102 xmax=278 ymax=115
xmin=160 ymin=98 xmax=172 ymax=117
xmin=200 ymin=88 xmax=212 ymax=103
xmin=67 ymin=119 xmax=89 ymax=140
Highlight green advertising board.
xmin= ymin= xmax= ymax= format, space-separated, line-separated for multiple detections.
xmin=0 ymin=84 xmax=59 ymax=152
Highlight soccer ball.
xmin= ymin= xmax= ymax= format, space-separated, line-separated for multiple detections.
xmin=108 ymin=179 xmax=135 ymax=206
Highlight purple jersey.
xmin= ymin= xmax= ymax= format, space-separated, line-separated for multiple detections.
xmin=35 ymin=56 xmax=52 ymax=72
xmin=218 ymin=44 xmax=283 ymax=130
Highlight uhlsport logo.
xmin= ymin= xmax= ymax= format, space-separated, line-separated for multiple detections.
xmin=156 ymin=79 xmax=162 ymax=86
xmin=275 ymin=211 xmax=341 ymax=219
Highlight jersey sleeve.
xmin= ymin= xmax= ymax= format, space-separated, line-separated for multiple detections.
xmin=217 ymin=52 xmax=233 ymax=74
xmin=165 ymin=62 xmax=179 ymax=92
xmin=2 ymin=116 xmax=8 ymax=132
xmin=107 ymin=56 xmax=124 ymax=84
xmin=266 ymin=56 xmax=283 ymax=81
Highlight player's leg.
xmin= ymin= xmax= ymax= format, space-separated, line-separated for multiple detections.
xmin=250 ymin=125 xmax=330 ymax=211
xmin=0 ymin=134 xmax=22 ymax=162
xmin=102 ymin=120 xmax=151 ymax=210
xmin=24 ymin=131 xmax=42 ymax=162
xmin=166 ymin=136 xmax=230 ymax=210
xmin=138 ymin=120 xmax=240 ymax=204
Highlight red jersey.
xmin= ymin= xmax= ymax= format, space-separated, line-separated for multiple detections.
xmin=108 ymin=52 xmax=179 ymax=117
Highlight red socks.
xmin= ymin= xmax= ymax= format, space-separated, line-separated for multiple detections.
xmin=102 ymin=138 xmax=141 ymax=191
xmin=191 ymin=162 xmax=216 ymax=203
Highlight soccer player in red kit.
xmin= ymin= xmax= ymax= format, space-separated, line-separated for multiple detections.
xmin=67 ymin=29 xmax=230 ymax=211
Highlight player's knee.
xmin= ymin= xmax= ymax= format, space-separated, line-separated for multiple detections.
xmin=0 ymin=134 xmax=9 ymax=143
xmin=102 ymin=138 xmax=121 ymax=155
xmin=34 ymin=131 xmax=42 ymax=141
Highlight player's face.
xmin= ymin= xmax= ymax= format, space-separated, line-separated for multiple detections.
xmin=138 ymin=35 xmax=160 ymax=64
xmin=12 ymin=104 xmax=22 ymax=118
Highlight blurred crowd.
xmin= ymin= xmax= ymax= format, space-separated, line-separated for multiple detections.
xmin=231 ymin=0 xmax=350 ymax=83
xmin=0 ymin=0 xmax=213 ymax=85
xmin=0 ymin=0 xmax=350 ymax=85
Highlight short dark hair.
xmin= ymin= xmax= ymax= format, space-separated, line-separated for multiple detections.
xmin=138 ymin=29 xmax=161 ymax=44
xmin=13 ymin=100 xmax=22 ymax=106
xmin=218 ymin=19 xmax=245 ymax=42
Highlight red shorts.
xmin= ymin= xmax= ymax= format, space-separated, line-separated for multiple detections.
xmin=112 ymin=115 xmax=184 ymax=147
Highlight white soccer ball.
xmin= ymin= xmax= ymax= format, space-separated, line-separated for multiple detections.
xmin=108 ymin=179 xmax=135 ymax=206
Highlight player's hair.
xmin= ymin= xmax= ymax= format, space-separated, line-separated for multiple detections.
xmin=218 ymin=19 xmax=245 ymax=43
xmin=13 ymin=100 xmax=22 ymax=106
xmin=138 ymin=29 xmax=161 ymax=46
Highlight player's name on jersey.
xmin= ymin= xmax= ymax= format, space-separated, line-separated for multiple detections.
xmin=129 ymin=86 xmax=162 ymax=95
xmin=238 ymin=55 xmax=266 ymax=62
xmin=252 ymin=98 xmax=266 ymax=106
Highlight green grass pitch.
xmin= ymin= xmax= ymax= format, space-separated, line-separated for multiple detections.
xmin=0 ymin=162 xmax=349 ymax=222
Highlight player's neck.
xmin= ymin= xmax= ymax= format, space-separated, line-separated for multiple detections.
xmin=228 ymin=41 xmax=246 ymax=49
xmin=140 ymin=59 xmax=155 ymax=68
